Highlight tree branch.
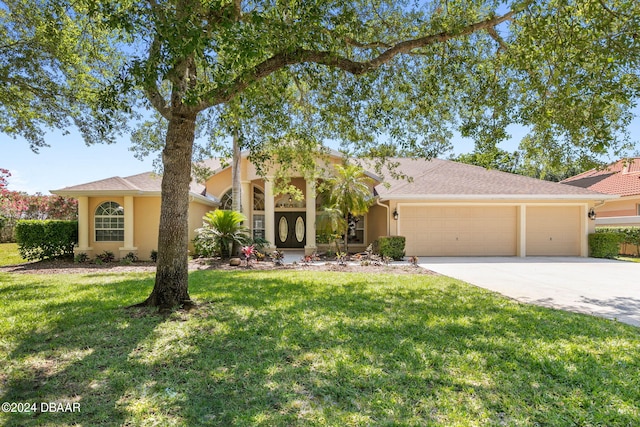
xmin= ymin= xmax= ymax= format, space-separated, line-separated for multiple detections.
xmin=197 ymin=7 xmax=520 ymax=110
xmin=143 ymin=35 xmax=171 ymax=118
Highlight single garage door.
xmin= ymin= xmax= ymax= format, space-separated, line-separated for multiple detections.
xmin=400 ymin=206 xmax=517 ymax=256
xmin=526 ymin=206 xmax=581 ymax=256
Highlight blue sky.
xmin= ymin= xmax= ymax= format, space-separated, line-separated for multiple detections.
xmin=2 ymin=114 xmax=638 ymax=195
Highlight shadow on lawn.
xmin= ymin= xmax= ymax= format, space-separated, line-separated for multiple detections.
xmin=146 ymin=270 xmax=640 ymax=426
xmin=2 ymin=270 xmax=639 ymax=426
xmin=0 ymin=276 xmax=164 ymax=427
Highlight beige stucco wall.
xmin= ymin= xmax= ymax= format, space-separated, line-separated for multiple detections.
xmin=367 ymin=204 xmax=388 ymax=244
xmin=133 ymin=197 xmax=161 ymax=260
xmin=206 ymin=167 xmax=233 ymax=198
xmin=188 ymin=201 xmax=213 ymax=255
xmin=596 ymin=196 xmax=640 ymax=217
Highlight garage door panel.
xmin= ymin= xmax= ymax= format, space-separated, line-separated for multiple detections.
xmin=526 ymin=206 xmax=580 ymax=256
xmin=400 ymin=206 xmax=517 ymax=256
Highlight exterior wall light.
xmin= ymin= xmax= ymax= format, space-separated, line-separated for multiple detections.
xmin=588 ymin=208 xmax=596 ymax=221
xmin=393 ymin=209 xmax=399 ymax=220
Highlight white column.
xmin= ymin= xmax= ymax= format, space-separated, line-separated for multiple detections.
xmin=264 ymin=178 xmax=276 ymax=251
xmin=119 ymin=196 xmax=137 ymax=257
xmin=305 ymin=179 xmax=317 ymax=255
xmin=517 ymin=204 xmax=527 ymax=258
xmin=581 ymin=204 xmax=589 ymax=257
xmin=241 ymin=181 xmax=251 ymax=218
xmin=75 ymin=196 xmax=92 ymax=256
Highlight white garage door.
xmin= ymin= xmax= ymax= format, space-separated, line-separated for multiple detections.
xmin=526 ymin=206 xmax=581 ymax=256
xmin=400 ymin=206 xmax=517 ymax=256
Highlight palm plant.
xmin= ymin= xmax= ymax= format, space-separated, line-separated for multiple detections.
xmin=324 ymin=163 xmax=372 ymax=253
xmin=194 ymin=210 xmax=251 ymax=259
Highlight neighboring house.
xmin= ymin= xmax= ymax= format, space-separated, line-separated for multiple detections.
xmin=53 ymin=152 xmax=613 ymax=260
xmin=562 ymin=158 xmax=640 ymax=227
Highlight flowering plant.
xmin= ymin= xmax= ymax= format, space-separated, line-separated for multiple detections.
xmin=241 ymin=245 xmax=255 ymax=259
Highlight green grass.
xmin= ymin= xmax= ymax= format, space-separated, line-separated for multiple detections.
xmin=1 ymin=269 xmax=639 ymax=426
xmin=0 ymin=243 xmax=25 ymax=266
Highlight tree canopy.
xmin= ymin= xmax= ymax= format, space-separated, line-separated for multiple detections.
xmin=2 ymin=0 xmax=640 ymax=308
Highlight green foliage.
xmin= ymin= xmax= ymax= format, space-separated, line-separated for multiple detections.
xmin=250 ymin=237 xmax=270 ymax=253
xmin=123 ymin=252 xmax=138 ymax=263
xmin=377 ymin=236 xmax=406 ymax=261
xmin=589 ymin=233 xmax=622 ymax=259
xmin=0 ymin=0 xmax=130 ymax=150
xmin=96 ymin=251 xmax=115 ymax=263
xmin=321 ymin=163 xmax=372 ymax=252
xmin=193 ymin=210 xmax=251 ymax=258
xmin=14 ymin=220 xmax=77 ymax=261
xmin=597 ymin=226 xmax=640 ymax=255
xmin=74 ymin=252 xmax=90 ymax=264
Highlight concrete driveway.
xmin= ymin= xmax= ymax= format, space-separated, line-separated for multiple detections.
xmin=420 ymin=257 xmax=640 ymax=327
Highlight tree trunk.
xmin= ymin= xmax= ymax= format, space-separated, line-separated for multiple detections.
xmin=231 ymin=130 xmax=242 ymax=213
xmin=230 ymin=130 xmax=242 ymax=256
xmin=138 ymin=113 xmax=196 ymax=309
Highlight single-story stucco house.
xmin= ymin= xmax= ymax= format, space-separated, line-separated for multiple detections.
xmin=52 ymin=152 xmax=615 ymax=260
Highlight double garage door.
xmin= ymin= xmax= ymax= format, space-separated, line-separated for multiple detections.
xmin=399 ymin=205 xmax=581 ymax=257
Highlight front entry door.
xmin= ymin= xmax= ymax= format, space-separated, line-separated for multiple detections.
xmin=275 ymin=212 xmax=306 ymax=248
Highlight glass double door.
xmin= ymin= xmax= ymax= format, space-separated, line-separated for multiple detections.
xmin=275 ymin=212 xmax=305 ymax=248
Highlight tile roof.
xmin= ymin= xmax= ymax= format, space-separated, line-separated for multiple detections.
xmin=561 ymin=158 xmax=640 ymax=197
xmin=373 ymin=158 xmax=611 ymax=199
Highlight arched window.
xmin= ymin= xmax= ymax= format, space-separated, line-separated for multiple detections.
xmin=252 ymin=187 xmax=265 ymax=240
xmin=220 ymin=190 xmax=233 ymax=210
xmin=253 ymin=187 xmax=265 ymax=211
xmin=95 ymin=201 xmax=124 ymax=241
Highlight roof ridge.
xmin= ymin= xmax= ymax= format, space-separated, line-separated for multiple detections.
xmin=115 ymin=176 xmax=142 ymax=192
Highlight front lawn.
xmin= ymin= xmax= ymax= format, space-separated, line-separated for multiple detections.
xmin=1 ymin=269 xmax=638 ymax=426
xmin=0 ymin=243 xmax=24 ymax=266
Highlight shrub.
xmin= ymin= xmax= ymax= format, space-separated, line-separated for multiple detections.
xmin=123 ymin=252 xmax=138 ymax=263
xmin=193 ymin=210 xmax=251 ymax=258
xmin=597 ymin=226 xmax=640 ymax=256
xmin=14 ymin=220 xmax=78 ymax=261
xmin=150 ymin=250 xmax=158 ymax=263
xmin=589 ymin=232 xmax=622 ymax=258
xmin=96 ymin=251 xmax=115 ymax=263
xmin=251 ymin=237 xmax=270 ymax=253
xmin=377 ymin=236 xmax=406 ymax=260
xmin=74 ymin=252 xmax=90 ymax=263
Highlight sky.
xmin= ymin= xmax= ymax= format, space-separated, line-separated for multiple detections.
xmin=2 ymin=113 xmax=639 ymax=195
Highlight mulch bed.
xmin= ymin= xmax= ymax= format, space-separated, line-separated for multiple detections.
xmin=0 ymin=257 xmax=437 ymax=275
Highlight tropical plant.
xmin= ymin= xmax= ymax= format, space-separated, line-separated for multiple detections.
xmin=316 ymin=205 xmax=346 ymax=255
xmin=194 ymin=210 xmax=251 ymax=259
xmin=323 ymin=163 xmax=372 ymax=253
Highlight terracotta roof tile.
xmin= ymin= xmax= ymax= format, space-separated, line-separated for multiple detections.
xmin=562 ymin=158 xmax=640 ymax=197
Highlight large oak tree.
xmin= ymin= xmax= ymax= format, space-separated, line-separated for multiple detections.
xmin=3 ymin=0 xmax=639 ymax=309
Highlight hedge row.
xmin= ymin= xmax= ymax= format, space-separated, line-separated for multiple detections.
xmin=15 ymin=220 xmax=78 ymax=261
xmin=588 ymin=233 xmax=622 ymax=259
xmin=594 ymin=226 xmax=640 ymax=257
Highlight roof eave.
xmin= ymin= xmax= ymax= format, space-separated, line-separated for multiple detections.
xmin=52 ymin=189 xmax=219 ymax=206
xmin=378 ymin=194 xmax=620 ymax=201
